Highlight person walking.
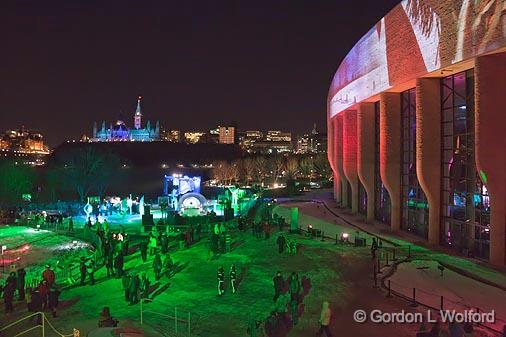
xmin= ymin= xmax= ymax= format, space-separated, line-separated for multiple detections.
xmin=163 ymin=253 xmax=174 ymax=278
xmin=230 ymin=264 xmax=238 ymax=294
xmin=79 ymin=257 xmax=87 ymax=285
xmin=273 ymin=271 xmax=284 ymax=302
xmin=263 ymin=223 xmax=271 ymax=239
xmin=276 ymin=234 xmax=286 ymax=254
xmin=129 ymin=273 xmax=140 ymax=305
xmin=42 ymin=264 xmax=56 ymax=288
xmin=140 ymin=273 xmax=150 ymax=299
xmin=290 ymin=298 xmax=299 ymax=325
xmin=122 ymin=273 xmax=131 ymax=303
xmin=217 ymin=266 xmax=225 ymax=296
xmin=3 ymin=281 xmax=15 ymax=313
xmin=160 ymin=233 xmax=169 ymax=254
xmin=105 ymin=251 xmax=114 ymax=277
xmin=47 ymin=288 xmax=60 ymax=318
xmin=87 ymin=260 xmax=96 ymax=285
xmin=274 ymin=293 xmax=290 ymax=325
xmin=316 ymin=301 xmax=333 ymax=337
xmin=153 ymin=253 xmax=162 ymax=280
xmin=38 ymin=280 xmax=50 ymax=310
xmin=17 ymin=268 xmax=26 ymax=301
xmin=114 ymin=252 xmax=124 ymax=278
xmin=68 ymin=216 xmax=74 ymax=232
xmin=288 ymin=272 xmax=301 ymax=304
xmin=371 ymin=237 xmax=378 ymax=260
xmin=148 ymin=234 xmax=158 ymax=255
xmin=6 ymin=271 xmax=17 ymax=288
xmin=139 ymin=240 xmax=148 ymax=262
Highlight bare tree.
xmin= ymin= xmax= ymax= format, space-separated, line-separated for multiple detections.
xmin=253 ymin=156 xmax=268 ymax=183
xmin=313 ymin=153 xmax=332 ymax=180
xmin=243 ymin=158 xmax=256 ymax=184
xmin=284 ymin=157 xmax=299 ymax=180
xmin=299 ymin=156 xmax=314 ymax=178
xmin=212 ymin=160 xmax=228 ymax=185
xmin=55 ymin=147 xmax=121 ymax=202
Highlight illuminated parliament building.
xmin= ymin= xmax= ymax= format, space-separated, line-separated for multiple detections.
xmin=92 ymin=96 xmax=160 ymax=142
xmin=327 ymin=0 xmax=506 ymax=264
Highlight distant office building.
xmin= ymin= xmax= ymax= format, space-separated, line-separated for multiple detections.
xmin=91 ymin=96 xmax=160 ymax=142
xmin=245 ymin=130 xmax=263 ymax=139
xmin=162 ymin=130 xmax=181 ymax=143
xmin=266 ymin=130 xmax=291 ymax=142
xmin=297 ymin=124 xmax=327 ymax=154
xmin=296 ymin=135 xmax=311 ymax=154
xmin=250 ymin=140 xmax=293 ymax=154
xmin=184 ymin=132 xmax=206 ymax=144
xmin=208 ymin=127 xmax=220 ymax=144
xmin=219 ymin=126 xmax=235 ymax=144
xmin=240 ymin=130 xmax=263 ymax=151
xmin=240 ymin=130 xmax=293 ymax=154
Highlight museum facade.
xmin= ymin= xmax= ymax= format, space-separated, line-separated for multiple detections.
xmin=327 ymin=0 xmax=506 ymax=264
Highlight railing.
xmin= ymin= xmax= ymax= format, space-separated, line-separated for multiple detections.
xmin=377 ymin=259 xmax=505 ymax=336
xmin=0 ymin=311 xmax=77 ymax=337
xmin=0 ymin=312 xmax=44 ymax=337
xmin=140 ymin=298 xmax=195 ymax=337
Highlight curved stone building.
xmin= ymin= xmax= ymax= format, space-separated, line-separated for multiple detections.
xmin=327 ymin=0 xmax=506 ymax=265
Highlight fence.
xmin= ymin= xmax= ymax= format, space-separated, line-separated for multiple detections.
xmin=140 ymin=298 xmax=198 ymax=337
xmin=0 ymin=311 xmax=77 ymax=337
xmin=376 ymin=256 xmax=506 ymax=336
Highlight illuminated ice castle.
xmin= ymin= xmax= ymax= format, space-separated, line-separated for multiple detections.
xmin=91 ymin=96 xmax=160 ymax=142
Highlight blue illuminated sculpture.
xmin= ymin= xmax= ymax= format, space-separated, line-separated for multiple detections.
xmin=163 ymin=174 xmax=206 ymax=215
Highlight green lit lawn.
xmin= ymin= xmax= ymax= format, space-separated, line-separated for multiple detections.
xmin=56 ymin=229 xmax=354 ymax=336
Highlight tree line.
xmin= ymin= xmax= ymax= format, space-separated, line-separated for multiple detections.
xmin=211 ymin=153 xmax=331 ymax=186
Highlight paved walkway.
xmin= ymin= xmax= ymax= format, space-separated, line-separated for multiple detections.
xmin=274 ymin=195 xmax=506 ymax=335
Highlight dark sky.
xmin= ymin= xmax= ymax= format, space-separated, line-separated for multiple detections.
xmin=1 ymin=0 xmax=399 ymax=146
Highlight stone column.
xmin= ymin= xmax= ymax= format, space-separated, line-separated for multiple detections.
xmin=343 ymin=110 xmax=359 ymax=213
xmin=336 ymin=115 xmax=349 ymax=207
xmin=416 ymin=78 xmax=441 ymax=245
xmin=358 ymin=103 xmax=376 ymax=222
xmin=475 ymin=53 xmax=506 ymax=266
xmin=380 ymin=92 xmax=401 ymax=231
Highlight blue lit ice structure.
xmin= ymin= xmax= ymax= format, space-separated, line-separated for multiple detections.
xmin=163 ymin=174 xmax=201 ymax=196
xmin=163 ymin=174 xmax=207 ymax=216
xmin=83 ymin=200 xmax=93 ymax=218
xmin=179 ymin=193 xmax=208 ymax=216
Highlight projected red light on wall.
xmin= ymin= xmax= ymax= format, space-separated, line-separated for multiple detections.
xmin=328 ymin=0 xmax=506 ymax=118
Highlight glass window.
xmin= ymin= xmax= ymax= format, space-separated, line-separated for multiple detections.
xmin=374 ymin=102 xmax=391 ymax=224
xmin=440 ymin=70 xmax=490 ymax=260
xmin=401 ymin=88 xmax=429 ymax=239
xmin=358 ymin=181 xmax=367 ymax=216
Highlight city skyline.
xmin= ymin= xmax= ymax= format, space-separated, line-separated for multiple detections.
xmin=1 ymin=0 xmax=399 ymax=146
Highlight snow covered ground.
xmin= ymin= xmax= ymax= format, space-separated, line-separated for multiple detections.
xmin=388 ymin=260 xmax=506 ymax=331
xmin=0 ymin=226 xmax=92 ymax=283
xmin=2 ymin=198 xmax=504 ymax=336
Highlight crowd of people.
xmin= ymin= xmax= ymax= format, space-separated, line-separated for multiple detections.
xmin=207 ymin=222 xmax=233 ymax=257
xmin=1 ymin=264 xmax=61 ymax=319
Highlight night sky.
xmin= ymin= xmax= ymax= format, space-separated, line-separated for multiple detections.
xmin=1 ymin=0 xmax=399 ymax=146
